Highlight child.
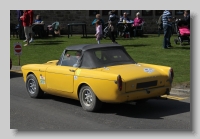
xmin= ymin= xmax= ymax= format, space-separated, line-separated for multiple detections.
xmin=94 ymin=20 xmax=103 ymax=44
xmin=92 ymin=14 xmax=105 ymax=36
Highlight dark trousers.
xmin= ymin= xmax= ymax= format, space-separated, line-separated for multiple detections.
xmin=110 ymin=31 xmax=116 ymax=42
xmin=163 ymin=25 xmax=171 ymax=48
xmin=18 ymin=21 xmax=25 ymax=40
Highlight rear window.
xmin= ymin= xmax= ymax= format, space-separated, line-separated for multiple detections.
xmin=93 ymin=48 xmax=134 ymax=66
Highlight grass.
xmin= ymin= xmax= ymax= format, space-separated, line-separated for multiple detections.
xmin=10 ymin=34 xmax=190 ymax=85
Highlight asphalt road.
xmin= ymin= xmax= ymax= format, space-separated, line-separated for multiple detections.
xmin=10 ymin=69 xmax=191 ymax=131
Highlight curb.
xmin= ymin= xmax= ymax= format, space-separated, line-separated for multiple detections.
xmin=11 ymin=66 xmax=21 ymax=71
xmin=11 ymin=66 xmax=190 ymax=94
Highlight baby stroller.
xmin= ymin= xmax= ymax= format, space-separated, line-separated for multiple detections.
xmin=103 ymin=22 xmax=110 ymax=39
xmin=174 ymin=19 xmax=190 ymax=46
xmin=103 ymin=11 xmax=118 ymax=39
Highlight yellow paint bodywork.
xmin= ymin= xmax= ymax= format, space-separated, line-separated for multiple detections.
xmin=21 ymin=60 xmax=173 ymax=103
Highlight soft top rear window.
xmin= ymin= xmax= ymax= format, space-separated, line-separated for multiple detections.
xmin=81 ymin=48 xmax=136 ymax=68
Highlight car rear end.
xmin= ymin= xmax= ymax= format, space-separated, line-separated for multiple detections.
xmin=99 ymin=64 xmax=174 ymax=103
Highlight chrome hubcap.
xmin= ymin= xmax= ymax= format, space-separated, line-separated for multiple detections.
xmin=82 ymin=89 xmax=93 ymax=106
xmin=27 ymin=78 xmax=36 ymax=95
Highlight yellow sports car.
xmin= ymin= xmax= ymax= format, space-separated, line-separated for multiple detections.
xmin=21 ymin=44 xmax=174 ymax=112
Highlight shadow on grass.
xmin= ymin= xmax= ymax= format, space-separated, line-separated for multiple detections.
xmin=32 ymin=40 xmax=66 ymax=45
xmin=172 ymin=45 xmax=190 ymax=50
xmin=124 ymin=44 xmax=150 ymax=47
xmin=80 ymin=35 xmax=96 ymax=38
xmin=33 ymin=35 xmax=66 ymax=40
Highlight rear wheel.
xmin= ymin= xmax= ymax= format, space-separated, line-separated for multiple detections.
xmin=174 ymin=39 xmax=178 ymax=44
xmin=79 ymin=85 xmax=102 ymax=112
xmin=26 ymin=74 xmax=44 ymax=98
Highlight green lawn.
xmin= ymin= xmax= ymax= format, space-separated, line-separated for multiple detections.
xmin=10 ymin=34 xmax=190 ymax=85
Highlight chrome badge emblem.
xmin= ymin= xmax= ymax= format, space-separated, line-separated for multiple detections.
xmin=144 ymin=68 xmax=154 ymax=73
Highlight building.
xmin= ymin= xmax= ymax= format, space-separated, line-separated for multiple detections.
xmin=10 ymin=10 xmax=187 ymax=35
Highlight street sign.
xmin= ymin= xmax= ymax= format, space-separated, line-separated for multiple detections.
xmin=14 ymin=43 xmax=22 ymax=55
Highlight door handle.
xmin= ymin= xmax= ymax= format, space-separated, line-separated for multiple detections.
xmin=69 ymin=69 xmax=75 ymax=72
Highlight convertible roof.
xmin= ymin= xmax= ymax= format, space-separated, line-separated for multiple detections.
xmin=65 ymin=44 xmax=124 ymax=51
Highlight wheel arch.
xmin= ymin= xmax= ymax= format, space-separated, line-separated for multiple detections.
xmin=77 ymin=83 xmax=89 ymax=99
xmin=26 ymin=72 xmax=36 ymax=81
xmin=77 ymin=83 xmax=101 ymax=100
xmin=26 ymin=72 xmax=42 ymax=89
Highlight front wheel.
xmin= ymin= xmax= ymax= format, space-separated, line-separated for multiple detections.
xmin=79 ymin=85 xmax=102 ymax=112
xmin=26 ymin=74 xmax=44 ymax=98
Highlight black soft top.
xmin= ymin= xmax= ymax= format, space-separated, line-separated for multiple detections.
xmin=65 ymin=44 xmax=123 ymax=51
xmin=58 ymin=44 xmax=136 ymax=68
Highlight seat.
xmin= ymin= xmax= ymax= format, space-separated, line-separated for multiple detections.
xmin=10 ymin=23 xmax=19 ymax=38
xmin=32 ymin=24 xmax=46 ymax=38
xmin=132 ymin=22 xmax=145 ymax=37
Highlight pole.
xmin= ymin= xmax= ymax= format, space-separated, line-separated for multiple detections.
xmin=18 ymin=55 xmax=20 ymax=66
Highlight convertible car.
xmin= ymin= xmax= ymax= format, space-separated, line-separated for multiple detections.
xmin=21 ymin=44 xmax=174 ymax=112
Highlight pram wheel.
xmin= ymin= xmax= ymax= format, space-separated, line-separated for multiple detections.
xmin=174 ymin=39 xmax=178 ymax=44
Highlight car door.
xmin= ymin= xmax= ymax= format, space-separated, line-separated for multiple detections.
xmin=45 ymin=50 xmax=81 ymax=95
xmin=45 ymin=65 xmax=77 ymax=94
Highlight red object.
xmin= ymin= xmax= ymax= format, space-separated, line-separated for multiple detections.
xmin=117 ymin=75 xmax=122 ymax=91
xmin=126 ymin=33 xmax=130 ymax=38
xmin=28 ymin=10 xmax=33 ymax=25
xmin=20 ymin=11 xmax=30 ymax=27
xmin=15 ymin=44 xmax=22 ymax=53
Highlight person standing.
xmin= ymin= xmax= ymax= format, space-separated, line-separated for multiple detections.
xmin=162 ymin=10 xmax=172 ymax=49
xmin=20 ymin=10 xmax=31 ymax=46
xmin=183 ymin=10 xmax=190 ymax=29
xmin=108 ymin=10 xmax=118 ymax=43
xmin=23 ymin=10 xmax=34 ymax=43
xmin=17 ymin=10 xmax=25 ymax=40
xmin=94 ymin=20 xmax=103 ymax=44
xmin=28 ymin=10 xmax=34 ymax=43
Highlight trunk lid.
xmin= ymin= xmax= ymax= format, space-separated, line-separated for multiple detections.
xmin=101 ymin=64 xmax=167 ymax=92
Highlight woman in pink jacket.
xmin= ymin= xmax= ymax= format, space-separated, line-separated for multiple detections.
xmin=132 ymin=12 xmax=144 ymax=27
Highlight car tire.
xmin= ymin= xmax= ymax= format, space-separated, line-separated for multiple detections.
xmin=79 ymin=85 xmax=102 ymax=112
xmin=26 ymin=74 xmax=44 ymax=98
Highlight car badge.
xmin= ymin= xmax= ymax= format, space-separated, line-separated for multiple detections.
xmin=144 ymin=68 xmax=154 ymax=73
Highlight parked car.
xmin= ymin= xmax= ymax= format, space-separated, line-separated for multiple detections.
xmin=21 ymin=44 xmax=174 ymax=112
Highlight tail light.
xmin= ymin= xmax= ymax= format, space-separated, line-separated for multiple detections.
xmin=117 ymin=75 xmax=122 ymax=91
xmin=169 ymin=68 xmax=174 ymax=81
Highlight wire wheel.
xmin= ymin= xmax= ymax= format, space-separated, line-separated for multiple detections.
xmin=82 ymin=88 xmax=93 ymax=106
xmin=27 ymin=78 xmax=37 ymax=95
xmin=79 ymin=85 xmax=102 ymax=112
xmin=26 ymin=74 xmax=44 ymax=98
